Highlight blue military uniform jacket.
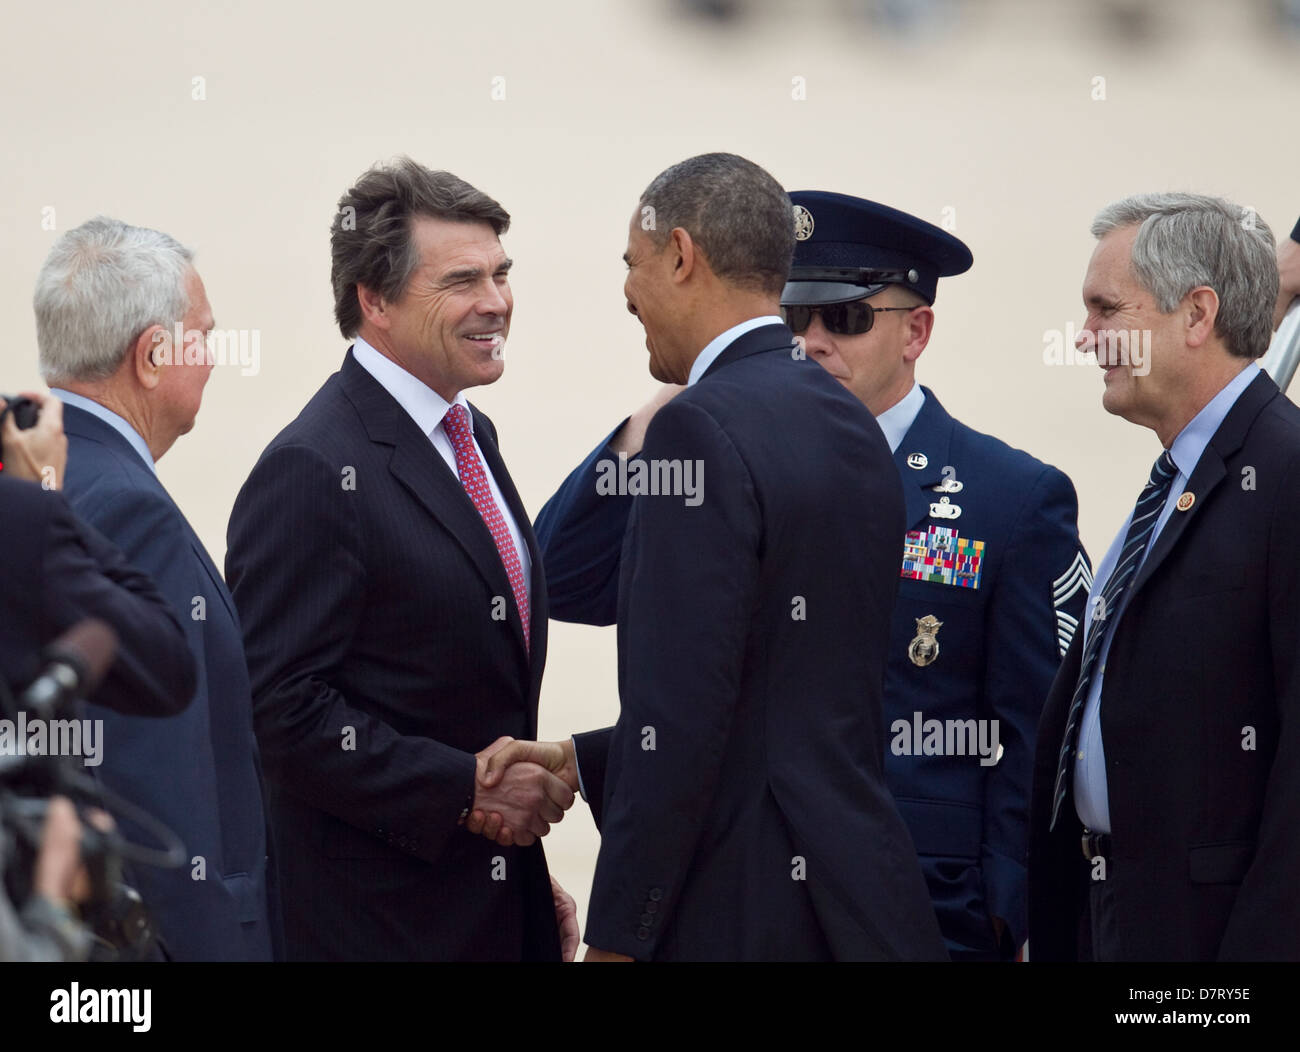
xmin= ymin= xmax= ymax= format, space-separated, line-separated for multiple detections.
xmin=883 ymin=387 xmax=1088 ymax=958
xmin=536 ymin=385 xmax=1088 ymax=959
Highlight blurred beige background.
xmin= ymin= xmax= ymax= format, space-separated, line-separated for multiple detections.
xmin=2 ymin=0 xmax=1297 ymax=949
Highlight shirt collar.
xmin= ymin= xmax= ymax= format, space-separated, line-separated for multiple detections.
xmin=1167 ymin=362 xmax=1259 ymax=478
xmin=874 ymin=382 xmax=925 ymax=454
xmin=686 ymin=316 xmax=784 ymax=387
xmin=351 ymin=335 xmax=471 ymax=436
xmin=50 ymin=388 xmax=156 ymax=474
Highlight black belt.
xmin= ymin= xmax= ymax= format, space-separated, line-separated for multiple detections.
xmin=1081 ymin=829 xmax=1112 ymax=861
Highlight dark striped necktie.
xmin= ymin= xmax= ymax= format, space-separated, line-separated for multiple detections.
xmin=1049 ymin=448 xmax=1178 ymax=831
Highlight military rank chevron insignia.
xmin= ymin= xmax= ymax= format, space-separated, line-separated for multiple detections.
xmin=1052 ymin=550 xmax=1093 ymax=657
xmin=901 ymin=525 xmax=985 ymax=589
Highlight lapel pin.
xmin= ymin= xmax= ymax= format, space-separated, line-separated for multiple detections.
xmin=930 ymin=478 xmax=963 ymax=494
xmin=907 ymin=452 xmax=928 ymax=470
xmin=1176 ymin=491 xmax=1195 ymax=512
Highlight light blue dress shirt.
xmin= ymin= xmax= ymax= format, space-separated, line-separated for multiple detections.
xmin=49 ymin=388 xmax=156 ymax=474
xmin=1073 ymin=362 xmax=1260 ymax=832
xmin=874 ymin=381 xmax=925 ymax=454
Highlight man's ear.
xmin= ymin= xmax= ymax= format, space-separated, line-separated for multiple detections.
xmin=902 ymin=306 xmax=935 ymax=363
xmin=1184 ymin=286 xmax=1220 ymax=349
xmin=134 ymin=324 xmax=166 ymax=391
xmin=356 ymin=283 xmax=391 ymax=330
xmin=668 ymin=227 xmax=696 ymax=285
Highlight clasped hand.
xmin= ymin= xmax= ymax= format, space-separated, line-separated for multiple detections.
xmin=465 ymin=736 xmax=578 ymax=847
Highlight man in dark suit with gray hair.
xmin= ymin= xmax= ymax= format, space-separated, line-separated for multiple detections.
xmin=34 ymin=217 xmax=274 ymax=961
xmin=1030 ymin=192 xmax=1300 ymax=961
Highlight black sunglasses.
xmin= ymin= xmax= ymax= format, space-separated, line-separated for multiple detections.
xmin=781 ymin=300 xmax=916 ymax=336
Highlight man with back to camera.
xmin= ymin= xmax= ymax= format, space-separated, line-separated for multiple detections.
xmin=525 ymin=192 xmax=1090 ymax=961
xmin=477 ymin=154 xmax=947 ymax=961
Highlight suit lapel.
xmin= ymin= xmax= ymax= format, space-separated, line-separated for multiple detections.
xmin=892 ymin=388 xmax=952 ymax=530
xmin=340 ymin=352 xmax=531 ymax=665
xmin=1127 ymin=370 xmax=1279 ymax=601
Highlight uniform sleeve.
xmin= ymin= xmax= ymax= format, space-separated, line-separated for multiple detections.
xmin=225 ymin=443 xmax=476 ymax=867
xmin=533 ymin=422 xmax=634 ymax=626
xmin=38 ymin=489 xmax=196 ymax=717
xmin=583 ymin=400 xmax=760 ymax=959
xmin=980 ymin=465 xmax=1088 ymax=950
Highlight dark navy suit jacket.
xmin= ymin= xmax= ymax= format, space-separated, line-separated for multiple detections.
xmin=538 ymin=383 xmax=1085 ymax=959
xmin=61 ymin=404 xmax=275 ymax=961
xmin=225 ymin=350 xmax=559 ymax=961
xmin=553 ymin=322 xmax=946 ymax=960
xmin=0 ymin=473 xmax=195 ymax=718
xmin=1030 ymin=371 xmax=1300 ymax=960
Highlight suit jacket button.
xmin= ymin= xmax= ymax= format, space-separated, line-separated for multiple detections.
xmin=636 ymin=927 xmax=650 ymax=940
xmin=639 ymin=913 xmax=653 ymax=926
xmin=648 ymin=888 xmax=662 ymax=901
xmin=645 ymin=901 xmax=658 ymax=914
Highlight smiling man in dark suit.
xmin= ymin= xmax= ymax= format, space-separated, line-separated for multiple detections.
xmin=225 ymin=158 xmax=577 ymax=961
xmin=1029 ymin=192 xmax=1300 ymax=961
xmin=479 ymin=154 xmax=945 ymax=961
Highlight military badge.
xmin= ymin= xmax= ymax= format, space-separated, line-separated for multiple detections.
xmin=906 ymin=452 xmax=928 ymax=470
xmin=908 ymin=615 xmax=943 ymax=667
xmin=792 ymin=205 xmax=815 ymax=241
xmin=1052 ymin=550 xmax=1093 ymax=657
xmin=929 ymin=495 xmax=961 ymax=520
xmin=901 ymin=524 xmax=984 ymax=588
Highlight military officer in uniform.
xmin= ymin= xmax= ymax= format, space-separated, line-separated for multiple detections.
xmin=533 ymin=191 xmax=1090 ymax=961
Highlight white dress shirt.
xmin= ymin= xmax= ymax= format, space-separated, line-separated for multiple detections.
xmin=351 ymin=336 xmax=531 ymax=602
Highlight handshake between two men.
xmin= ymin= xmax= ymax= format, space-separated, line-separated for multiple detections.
xmin=464 ymin=737 xmax=590 ymax=962
xmin=466 ymin=737 xmax=577 ymax=847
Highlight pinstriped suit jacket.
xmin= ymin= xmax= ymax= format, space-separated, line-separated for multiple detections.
xmin=226 ymin=349 xmax=558 ymax=960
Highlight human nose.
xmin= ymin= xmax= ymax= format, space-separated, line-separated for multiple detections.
xmin=479 ymin=277 xmax=511 ymax=317
xmin=801 ymin=311 xmax=834 ymax=358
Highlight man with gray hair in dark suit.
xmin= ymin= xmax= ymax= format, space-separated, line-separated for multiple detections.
xmin=33 ymin=216 xmax=275 ymax=960
xmin=1030 ymin=192 xmax=1300 ymax=961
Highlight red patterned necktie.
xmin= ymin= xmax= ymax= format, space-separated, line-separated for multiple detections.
xmin=442 ymin=404 xmax=530 ymax=652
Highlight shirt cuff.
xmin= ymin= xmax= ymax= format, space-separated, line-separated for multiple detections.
xmin=571 ymin=735 xmax=589 ymax=802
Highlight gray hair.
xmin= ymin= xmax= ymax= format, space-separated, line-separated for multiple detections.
xmin=331 ymin=157 xmax=510 ymax=339
xmin=35 ymin=216 xmax=194 ymax=384
xmin=639 ymin=153 xmax=794 ymax=297
xmin=1091 ymin=192 xmax=1278 ymax=359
